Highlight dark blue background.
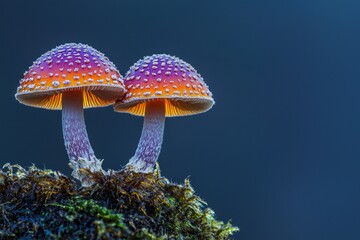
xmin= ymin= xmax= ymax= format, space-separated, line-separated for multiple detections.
xmin=1 ymin=1 xmax=359 ymax=239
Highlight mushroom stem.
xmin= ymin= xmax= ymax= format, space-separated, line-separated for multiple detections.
xmin=128 ymin=100 xmax=165 ymax=172
xmin=62 ymin=91 xmax=102 ymax=179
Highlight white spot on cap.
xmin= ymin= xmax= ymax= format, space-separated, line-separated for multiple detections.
xmin=52 ymin=81 xmax=60 ymax=87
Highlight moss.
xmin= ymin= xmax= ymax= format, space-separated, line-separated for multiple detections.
xmin=0 ymin=164 xmax=238 ymax=239
xmin=46 ymin=198 xmax=130 ymax=239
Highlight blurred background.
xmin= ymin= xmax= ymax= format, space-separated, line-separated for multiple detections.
xmin=1 ymin=0 xmax=360 ymax=239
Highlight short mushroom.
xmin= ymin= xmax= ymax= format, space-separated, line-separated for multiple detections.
xmin=114 ymin=54 xmax=214 ymax=172
xmin=15 ymin=43 xmax=125 ymax=184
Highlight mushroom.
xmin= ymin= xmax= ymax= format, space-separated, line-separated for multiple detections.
xmin=114 ymin=54 xmax=214 ymax=172
xmin=15 ymin=43 xmax=125 ymax=184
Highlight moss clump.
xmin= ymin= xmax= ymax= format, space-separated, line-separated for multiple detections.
xmin=0 ymin=164 xmax=238 ymax=239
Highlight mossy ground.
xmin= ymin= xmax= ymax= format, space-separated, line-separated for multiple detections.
xmin=0 ymin=164 xmax=238 ymax=239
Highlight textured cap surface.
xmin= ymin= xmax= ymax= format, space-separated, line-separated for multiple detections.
xmin=15 ymin=43 xmax=125 ymax=109
xmin=114 ymin=54 xmax=214 ymax=116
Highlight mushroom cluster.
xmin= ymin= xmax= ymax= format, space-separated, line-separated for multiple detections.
xmin=15 ymin=44 xmax=214 ymax=185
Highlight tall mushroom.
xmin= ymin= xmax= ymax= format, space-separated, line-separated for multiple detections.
xmin=114 ymin=54 xmax=214 ymax=172
xmin=15 ymin=43 xmax=125 ymax=185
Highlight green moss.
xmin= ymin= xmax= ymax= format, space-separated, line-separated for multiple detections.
xmin=0 ymin=164 xmax=239 ymax=239
xmin=46 ymin=198 xmax=130 ymax=239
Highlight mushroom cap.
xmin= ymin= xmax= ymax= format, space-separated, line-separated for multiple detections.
xmin=114 ymin=54 xmax=214 ymax=117
xmin=15 ymin=43 xmax=125 ymax=110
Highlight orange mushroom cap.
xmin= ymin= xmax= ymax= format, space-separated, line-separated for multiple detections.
xmin=15 ymin=43 xmax=125 ymax=109
xmin=114 ymin=54 xmax=214 ymax=116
